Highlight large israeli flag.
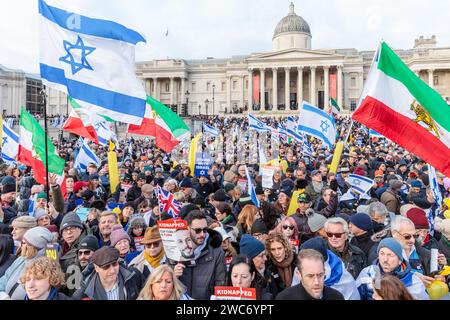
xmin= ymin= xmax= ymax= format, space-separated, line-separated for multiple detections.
xmin=1 ymin=122 xmax=19 ymax=165
xmin=245 ymin=166 xmax=260 ymax=208
xmin=203 ymin=123 xmax=219 ymax=137
xmin=297 ymin=102 xmax=336 ymax=149
xmin=74 ymin=138 xmax=101 ymax=171
xmin=247 ymin=114 xmax=272 ymax=133
xmin=38 ymin=0 xmax=146 ymax=125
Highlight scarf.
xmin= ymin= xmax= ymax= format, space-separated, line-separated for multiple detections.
xmin=272 ymin=249 xmax=294 ymax=288
xmin=312 ymin=181 xmax=324 ymax=193
xmin=144 ymin=249 xmax=165 ymax=268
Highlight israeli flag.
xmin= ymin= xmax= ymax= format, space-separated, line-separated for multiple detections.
xmin=74 ymin=138 xmax=101 ymax=172
xmin=297 ymin=102 xmax=336 ymax=149
xmin=285 ymin=116 xmax=304 ymax=142
xmin=93 ymin=118 xmax=116 ymax=146
xmin=247 ymin=114 xmax=272 ymax=133
xmin=428 ymin=165 xmax=443 ymax=234
xmin=245 ymin=166 xmax=259 ymax=208
xmin=38 ymin=0 xmax=146 ymax=125
xmin=347 ymin=174 xmax=374 ymax=194
xmin=258 ymin=145 xmax=267 ymax=165
xmin=203 ymin=123 xmax=219 ymax=137
xmin=1 ymin=122 xmax=19 ymax=165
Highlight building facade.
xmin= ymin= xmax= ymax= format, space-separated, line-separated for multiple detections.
xmin=2 ymin=2 xmax=450 ymax=116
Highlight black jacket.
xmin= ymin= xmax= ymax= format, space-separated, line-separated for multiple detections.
xmin=72 ymin=265 xmax=143 ymax=300
xmin=195 ymin=182 xmax=214 ymax=200
xmin=126 ymin=185 xmax=142 ymax=202
xmin=328 ymin=242 xmax=367 ymax=279
xmin=266 ymin=257 xmax=297 ymax=298
xmin=177 ymin=230 xmax=227 ymax=300
xmin=350 ymin=231 xmax=376 ymax=263
xmin=0 ymin=254 xmax=16 ymax=278
xmin=276 ymin=283 xmax=344 ymax=300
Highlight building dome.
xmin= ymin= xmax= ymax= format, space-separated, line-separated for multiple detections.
xmin=273 ymin=2 xmax=311 ymax=39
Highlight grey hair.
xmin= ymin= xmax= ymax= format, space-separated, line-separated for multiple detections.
xmin=324 ymin=217 xmax=349 ymax=233
xmin=391 ymin=215 xmax=415 ymax=233
xmin=368 ymin=202 xmax=388 ymax=218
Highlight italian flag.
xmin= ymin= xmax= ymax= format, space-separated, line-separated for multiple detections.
xmin=329 ymin=97 xmax=340 ymax=114
xmin=353 ymin=41 xmax=450 ymax=177
xmin=128 ymin=95 xmax=190 ymax=152
xmin=18 ymin=108 xmax=65 ymax=185
xmin=63 ymin=97 xmax=99 ymax=144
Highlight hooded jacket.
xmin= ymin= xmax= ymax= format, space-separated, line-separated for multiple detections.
xmin=177 ymin=229 xmax=227 ymax=300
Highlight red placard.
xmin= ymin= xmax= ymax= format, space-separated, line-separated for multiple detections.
xmin=214 ymin=286 xmax=257 ymax=300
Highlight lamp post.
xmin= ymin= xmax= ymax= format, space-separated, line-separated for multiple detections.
xmin=185 ymin=90 xmax=190 ymax=116
xmin=198 ymin=104 xmax=201 ymax=116
xmin=212 ymin=84 xmax=215 ymax=116
xmin=205 ymin=99 xmax=209 ymax=117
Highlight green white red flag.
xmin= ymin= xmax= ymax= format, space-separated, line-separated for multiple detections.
xmin=352 ymin=41 xmax=450 ymax=177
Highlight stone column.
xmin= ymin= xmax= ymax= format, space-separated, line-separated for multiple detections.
xmin=181 ymin=77 xmax=186 ymax=109
xmin=260 ymin=68 xmax=265 ymax=110
xmin=285 ymin=67 xmax=290 ymax=108
xmin=337 ymin=65 xmax=343 ymax=108
xmin=310 ymin=66 xmax=316 ymax=105
xmin=248 ymin=69 xmax=253 ymax=109
xmin=152 ymin=77 xmax=158 ymax=99
xmin=428 ymin=69 xmax=434 ymax=88
xmin=240 ymin=75 xmax=245 ymax=110
xmin=272 ymin=68 xmax=278 ymax=110
xmin=145 ymin=79 xmax=151 ymax=95
xmin=227 ymin=76 xmax=232 ymax=112
xmin=297 ymin=67 xmax=303 ymax=106
xmin=323 ymin=66 xmax=330 ymax=112
xmin=169 ymin=77 xmax=174 ymax=106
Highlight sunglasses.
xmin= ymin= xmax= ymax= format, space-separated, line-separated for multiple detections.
xmin=78 ymin=250 xmax=92 ymax=256
xmin=192 ymin=227 xmax=208 ymax=235
xmin=326 ymin=232 xmax=345 ymax=239
xmin=282 ymin=225 xmax=295 ymax=230
xmin=400 ymin=233 xmax=419 ymax=241
xmin=99 ymin=261 xmax=119 ymax=270
xmin=145 ymin=241 xmax=161 ymax=248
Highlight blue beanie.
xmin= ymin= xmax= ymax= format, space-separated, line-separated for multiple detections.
xmin=410 ymin=180 xmax=422 ymax=188
xmin=239 ymin=234 xmax=265 ymax=259
xmin=377 ymin=237 xmax=403 ymax=260
xmin=349 ymin=213 xmax=373 ymax=232
xmin=299 ymin=237 xmax=328 ymax=261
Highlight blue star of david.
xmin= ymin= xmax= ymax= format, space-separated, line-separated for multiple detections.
xmin=320 ymin=120 xmax=330 ymax=134
xmin=59 ymin=36 xmax=96 ymax=75
xmin=353 ymin=179 xmax=361 ymax=186
xmin=2 ymin=137 xmax=7 ymax=146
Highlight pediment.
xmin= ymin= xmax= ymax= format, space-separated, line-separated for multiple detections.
xmin=249 ymin=49 xmax=342 ymax=62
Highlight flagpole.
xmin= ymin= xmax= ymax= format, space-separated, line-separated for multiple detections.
xmin=40 ymin=89 xmax=50 ymax=206
xmin=344 ymin=118 xmax=354 ymax=146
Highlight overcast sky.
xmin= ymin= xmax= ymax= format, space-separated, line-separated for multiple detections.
xmin=2 ymin=0 xmax=450 ymax=74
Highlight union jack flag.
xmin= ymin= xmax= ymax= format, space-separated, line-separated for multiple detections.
xmin=155 ymin=185 xmax=182 ymax=218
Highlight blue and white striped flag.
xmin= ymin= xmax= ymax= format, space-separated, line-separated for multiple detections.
xmin=347 ymin=174 xmax=374 ymax=194
xmin=428 ymin=165 xmax=443 ymax=234
xmin=1 ymin=122 xmax=19 ymax=165
xmin=203 ymin=123 xmax=219 ymax=137
xmin=245 ymin=166 xmax=260 ymax=208
xmin=247 ymin=114 xmax=272 ymax=133
xmin=285 ymin=116 xmax=304 ymax=142
xmin=74 ymin=138 xmax=101 ymax=172
xmin=94 ymin=118 xmax=116 ymax=146
xmin=297 ymin=102 xmax=336 ymax=149
xmin=38 ymin=0 xmax=146 ymax=125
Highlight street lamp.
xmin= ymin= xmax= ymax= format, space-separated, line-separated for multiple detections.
xmin=212 ymin=84 xmax=215 ymax=116
xmin=184 ymin=90 xmax=190 ymax=116
xmin=205 ymin=99 xmax=209 ymax=116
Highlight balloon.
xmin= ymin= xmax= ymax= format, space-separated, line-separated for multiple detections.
xmin=426 ymin=280 xmax=449 ymax=300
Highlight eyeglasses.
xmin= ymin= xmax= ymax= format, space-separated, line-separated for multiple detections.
xmin=78 ymin=250 xmax=92 ymax=256
xmin=99 ymin=261 xmax=119 ymax=270
xmin=145 ymin=241 xmax=161 ymax=248
xmin=282 ymin=225 xmax=294 ymax=230
xmin=399 ymin=233 xmax=419 ymax=241
xmin=326 ymin=232 xmax=345 ymax=239
xmin=191 ymin=227 xmax=208 ymax=234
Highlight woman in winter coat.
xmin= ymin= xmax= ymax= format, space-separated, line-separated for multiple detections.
xmin=265 ymin=233 xmax=297 ymax=297
xmin=0 ymin=227 xmax=53 ymax=300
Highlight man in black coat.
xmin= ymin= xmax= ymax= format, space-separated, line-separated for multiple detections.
xmin=276 ymin=249 xmax=344 ymax=300
xmin=349 ymin=213 xmax=377 ymax=263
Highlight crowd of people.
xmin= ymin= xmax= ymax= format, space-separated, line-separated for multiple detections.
xmin=0 ymin=113 xmax=449 ymax=301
